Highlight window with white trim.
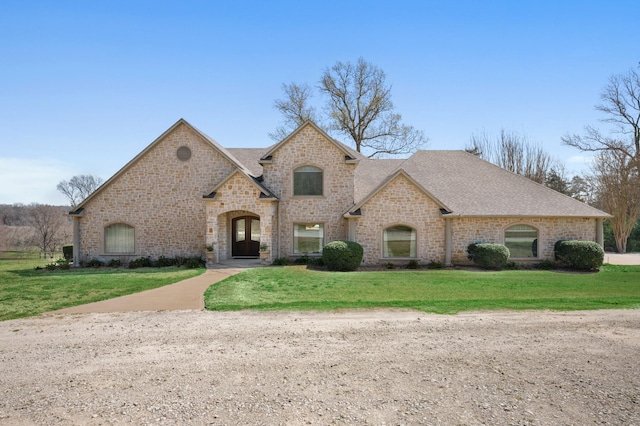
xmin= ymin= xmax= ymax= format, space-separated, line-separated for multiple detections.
xmin=504 ymin=224 xmax=538 ymax=258
xmin=293 ymin=166 xmax=323 ymax=196
xmin=383 ymin=225 xmax=416 ymax=258
xmin=105 ymin=223 xmax=134 ymax=253
xmin=293 ymin=223 xmax=324 ymax=254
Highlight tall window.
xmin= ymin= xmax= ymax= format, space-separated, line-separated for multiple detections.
xmin=105 ymin=223 xmax=134 ymax=253
xmin=383 ymin=225 xmax=416 ymax=258
xmin=293 ymin=223 xmax=324 ymax=254
xmin=504 ymin=224 xmax=538 ymax=258
xmin=293 ymin=166 xmax=323 ymax=196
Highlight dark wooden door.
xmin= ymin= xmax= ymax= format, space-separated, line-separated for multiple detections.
xmin=231 ymin=216 xmax=260 ymax=257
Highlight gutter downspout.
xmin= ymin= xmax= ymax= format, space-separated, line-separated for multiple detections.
xmin=444 ymin=217 xmax=452 ymax=266
xmin=596 ymin=218 xmax=604 ymax=248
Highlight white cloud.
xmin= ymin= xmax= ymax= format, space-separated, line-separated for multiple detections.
xmin=0 ymin=157 xmax=73 ymax=205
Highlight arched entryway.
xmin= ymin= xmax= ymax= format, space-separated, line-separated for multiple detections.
xmin=231 ymin=215 xmax=260 ymax=257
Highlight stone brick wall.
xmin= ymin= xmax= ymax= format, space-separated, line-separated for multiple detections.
xmin=78 ymin=122 xmax=237 ymax=262
xmin=450 ymin=216 xmax=598 ymax=264
xmin=355 ymin=173 xmax=446 ymax=265
xmin=205 ymin=172 xmax=277 ymax=262
xmin=261 ymin=125 xmax=356 ymax=257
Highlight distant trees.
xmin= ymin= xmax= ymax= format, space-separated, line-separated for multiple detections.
xmin=272 ymin=57 xmax=427 ymax=157
xmin=466 ymin=129 xmax=555 ymax=184
xmin=563 ymin=65 xmax=640 ymax=252
xmin=27 ymin=204 xmax=71 ymax=257
xmin=57 ymin=174 xmax=103 ymax=208
xmin=590 ymin=151 xmax=640 ymax=253
xmin=0 ymin=204 xmax=71 ymax=257
xmin=563 ymin=66 xmax=640 ymax=174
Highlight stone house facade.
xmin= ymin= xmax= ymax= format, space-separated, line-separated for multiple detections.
xmin=70 ymin=119 xmax=609 ymax=267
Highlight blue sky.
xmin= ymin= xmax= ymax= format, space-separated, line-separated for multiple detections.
xmin=1 ymin=0 xmax=638 ymax=205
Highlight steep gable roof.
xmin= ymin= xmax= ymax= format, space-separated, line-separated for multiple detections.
xmin=204 ymin=169 xmax=277 ymax=200
xmin=259 ymin=121 xmax=363 ymax=163
xmin=353 ymin=150 xmax=610 ymax=218
xmin=73 ymin=118 xmax=250 ymax=210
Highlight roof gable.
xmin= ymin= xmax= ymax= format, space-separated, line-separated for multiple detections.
xmin=205 ymin=169 xmax=277 ymax=200
xmin=260 ymin=121 xmax=362 ymax=164
xmin=75 ymin=118 xmax=249 ymax=209
xmin=348 ymin=168 xmax=450 ymax=215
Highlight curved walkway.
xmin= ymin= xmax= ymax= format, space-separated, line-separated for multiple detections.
xmin=49 ymin=254 xmax=640 ymax=315
xmin=51 ymin=260 xmax=260 ymax=314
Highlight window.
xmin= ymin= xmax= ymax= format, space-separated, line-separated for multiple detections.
xmin=293 ymin=166 xmax=323 ymax=196
xmin=104 ymin=223 xmax=134 ymax=253
xmin=505 ymin=225 xmax=538 ymax=258
xmin=294 ymin=223 xmax=324 ymax=254
xmin=383 ymin=225 xmax=416 ymax=258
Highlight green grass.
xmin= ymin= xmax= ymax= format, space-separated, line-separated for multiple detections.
xmin=204 ymin=264 xmax=640 ymax=314
xmin=0 ymin=259 xmax=204 ymax=321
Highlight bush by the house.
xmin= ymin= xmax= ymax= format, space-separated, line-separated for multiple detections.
xmin=467 ymin=242 xmax=510 ymax=270
xmin=406 ymin=259 xmax=420 ymax=269
xmin=322 ymin=240 xmax=363 ymax=271
xmin=554 ymin=240 xmax=604 ymax=271
xmin=272 ymin=257 xmax=291 ymax=266
xmin=85 ymin=258 xmax=104 ymax=268
xmin=426 ymin=260 xmax=444 ymax=270
xmin=62 ymin=245 xmax=73 ymax=261
xmin=107 ymin=259 xmax=122 ymax=268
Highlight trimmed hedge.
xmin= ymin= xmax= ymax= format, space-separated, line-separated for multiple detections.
xmin=322 ymin=240 xmax=364 ymax=271
xmin=554 ymin=240 xmax=604 ymax=271
xmin=467 ymin=242 xmax=510 ymax=270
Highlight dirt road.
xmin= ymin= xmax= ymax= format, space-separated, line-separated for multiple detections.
xmin=1 ymin=309 xmax=638 ymax=425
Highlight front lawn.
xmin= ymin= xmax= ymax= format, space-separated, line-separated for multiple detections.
xmin=0 ymin=260 xmax=203 ymax=321
xmin=204 ymin=264 xmax=640 ymax=314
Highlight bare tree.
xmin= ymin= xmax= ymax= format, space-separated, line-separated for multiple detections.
xmin=271 ymin=58 xmax=427 ymax=157
xmin=591 ymin=150 xmax=640 ymax=253
xmin=57 ymin=174 xmax=103 ymax=208
xmin=466 ymin=129 xmax=554 ymax=184
xmin=319 ymin=58 xmax=427 ymax=157
xmin=563 ymin=66 xmax=640 ymax=174
xmin=269 ymin=83 xmax=319 ymax=141
xmin=27 ymin=204 xmax=70 ymax=258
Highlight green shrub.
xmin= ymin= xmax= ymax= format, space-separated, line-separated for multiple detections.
xmin=107 ymin=259 xmax=122 ymax=268
xmin=62 ymin=245 xmax=73 ymax=261
xmin=467 ymin=242 xmax=510 ymax=270
xmin=85 ymin=258 xmax=104 ymax=268
xmin=294 ymin=254 xmax=311 ymax=264
xmin=184 ymin=257 xmax=204 ymax=269
xmin=128 ymin=257 xmax=153 ymax=269
xmin=554 ymin=240 xmax=604 ymax=271
xmin=154 ymin=256 xmax=176 ymax=267
xmin=272 ymin=257 xmax=290 ymax=266
xmin=426 ymin=260 xmax=444 ymax=270
xmin=385 ymin=262 xmax=396 ymax=270
xmin=535 ymin=259 xmax=556 ymax=270
xmin=406 ymin=260 xmax=420 ymax=269
xmin=322 ymin=241 xmax=364 ymax=272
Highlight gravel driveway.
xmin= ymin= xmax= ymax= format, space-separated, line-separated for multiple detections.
xmin=1 ymin=309 xmax=639 ymax=425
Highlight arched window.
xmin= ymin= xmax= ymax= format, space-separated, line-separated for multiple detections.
xmin=105 ymin=223 xmax=135 ymax=253
xmin=293 ymin=166 xmax=323 ymax=196
xmin=504 ymin=224 xmax=538 ymax=258
xmin=383 ymin=225 xmax=416 ymax=258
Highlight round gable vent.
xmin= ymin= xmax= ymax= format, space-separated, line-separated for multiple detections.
xmin=177 ymin=146 xmax=192 ymax=161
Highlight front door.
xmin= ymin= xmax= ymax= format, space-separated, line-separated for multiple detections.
xmin=231 ymin=216 xmax=260 ymax=257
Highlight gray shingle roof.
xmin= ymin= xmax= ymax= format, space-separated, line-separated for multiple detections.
xmin=353 ymin=150 xmax=609 ymax=218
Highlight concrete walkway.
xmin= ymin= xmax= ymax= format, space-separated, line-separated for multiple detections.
xmin=51 ymin=259 xmax=260 ymax=314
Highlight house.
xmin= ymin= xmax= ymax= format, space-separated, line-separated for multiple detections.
xmin=69 ymin=118 xmax=609 ymax=267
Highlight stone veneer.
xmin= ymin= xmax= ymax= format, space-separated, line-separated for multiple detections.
xmin=204 ymin=171 xmax=277 ymax=262
xmin=449 ymin=216 xmax=598 ymax=264
xmin=261 ymin=125 xmax=356 ymax=257
xmin=77 ymin=123 xmax=237 ymax=263
xmin=355 ymin=173 xmax=446 ymax=264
